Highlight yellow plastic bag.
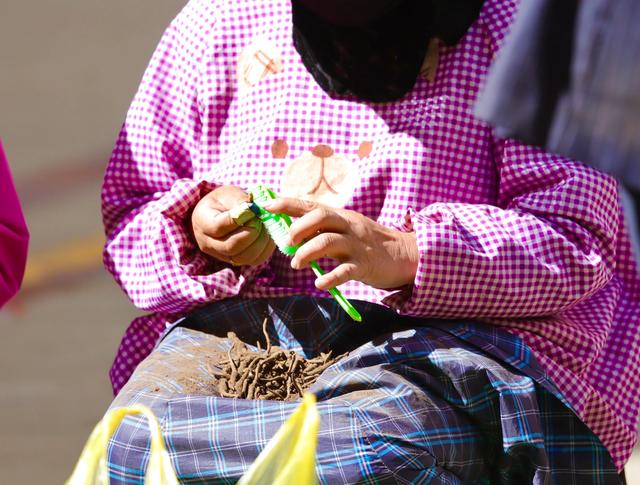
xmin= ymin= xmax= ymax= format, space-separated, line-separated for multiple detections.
xmin=66 ymin=404 xmax=178 ymax=485
xmin=238 ymin=393 xmax=320 ymax=485
xmin=67 ymin=394 xmax=319 ymax=485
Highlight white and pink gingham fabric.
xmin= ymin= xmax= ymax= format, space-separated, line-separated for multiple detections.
xmin=102 ymin=0 xmax=640 ymax=469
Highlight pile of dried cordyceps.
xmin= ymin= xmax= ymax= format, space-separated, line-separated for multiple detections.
xmin=212 ymin=319 xmax=346 ymax=401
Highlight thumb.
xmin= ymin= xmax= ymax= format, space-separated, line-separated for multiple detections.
xmin=207 ymin=186 xmax=250 ymax=212
xmin=263 ymin=197 xmax=321 ymax=217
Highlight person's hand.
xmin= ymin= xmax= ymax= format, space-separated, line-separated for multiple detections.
xmin=191 ymin=185 xmax=275 ymax=266
xmin=264 ymin=198 xmax=419 ymax=290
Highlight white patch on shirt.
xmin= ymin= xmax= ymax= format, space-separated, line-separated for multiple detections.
xmin=237 ymin=37 xmax=283 ymax=90
xmin=274 ymin=142 xmax=367 ymax=208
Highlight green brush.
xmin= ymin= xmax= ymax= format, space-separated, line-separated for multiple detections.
xmin=248 ymin=185 xmax=362 ymax=322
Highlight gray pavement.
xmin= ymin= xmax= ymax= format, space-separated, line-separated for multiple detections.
xmin=0 ymin=1 xmax=638 ymax=484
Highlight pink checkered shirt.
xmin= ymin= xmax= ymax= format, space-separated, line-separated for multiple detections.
xmin=102 ymin=0 xmax=640 ymax=469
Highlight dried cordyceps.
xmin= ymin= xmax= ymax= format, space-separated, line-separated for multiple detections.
xmin=211 ymin=318 xmax=347 ymax=401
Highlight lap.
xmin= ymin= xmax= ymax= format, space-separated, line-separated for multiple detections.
xmin=108 ymin=297 xmax=620 ymax=484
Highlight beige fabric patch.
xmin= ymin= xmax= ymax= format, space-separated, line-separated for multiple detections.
xmin=420 ymin=38 xmax=440 ymax=82
xmin=237 ymin=38 xmax=283 ymax=90
xmin=357 ymin=141 xmax=373 ymax=160
xmin=271 ymin=139 xmax=289 ymax=159
xmin=280 ymin=145 xmax=360 ymax=208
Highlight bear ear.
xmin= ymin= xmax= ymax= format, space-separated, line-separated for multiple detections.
xmin=271 ymin=139 xmax=289 ymax=159
xmin=358 ymin=141 xmax=373 ymax=160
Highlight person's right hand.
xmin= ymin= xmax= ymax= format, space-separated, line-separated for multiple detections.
xmin=191 ymin=185 xmax=276 ymax=266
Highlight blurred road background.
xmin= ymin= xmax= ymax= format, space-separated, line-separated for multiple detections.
xmin=0 ymin=1 xmax=638 ymax=484
xmin=0 ymin=1 xmax=184 ymax=483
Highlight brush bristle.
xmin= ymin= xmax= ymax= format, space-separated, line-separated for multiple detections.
xmin=262 ymin=216 xmax=298 ymax=256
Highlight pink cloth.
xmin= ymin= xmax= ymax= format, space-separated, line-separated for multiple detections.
xmin=102 ymin=0 xmax=640 ymax=469
xmin=0 ymin=141 xmax=28 ymax=308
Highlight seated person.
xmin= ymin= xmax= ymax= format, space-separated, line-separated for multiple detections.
xmin=101 ymin=0 xmax=639 ymax=482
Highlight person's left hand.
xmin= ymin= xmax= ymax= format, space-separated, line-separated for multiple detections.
xmin=263 ymin=198 xmax=419 ymax=290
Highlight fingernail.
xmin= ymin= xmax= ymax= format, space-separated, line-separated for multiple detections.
xmin=290 ymin=258 xmax=298 ymax=269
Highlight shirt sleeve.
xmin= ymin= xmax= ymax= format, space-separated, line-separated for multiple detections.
xmin=384 ymin=140 xmax=620 ymax=319
xmin=102 ymin=1 xmax=260 ymax=314
xmin=0 ymin=142 xmax=29 ymax=308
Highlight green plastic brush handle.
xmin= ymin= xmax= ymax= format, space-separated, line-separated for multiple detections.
xmin=309 ymin=261 xmax=362 ymax=322
xmin=249 ymin=185 xmax=363 ymax=322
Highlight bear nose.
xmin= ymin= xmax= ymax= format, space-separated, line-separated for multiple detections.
xmin=311 ymin=144 xmax=334 ymax=158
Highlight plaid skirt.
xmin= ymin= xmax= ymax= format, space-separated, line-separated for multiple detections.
xmin=107 ymin=297 xmax=621 ymax=484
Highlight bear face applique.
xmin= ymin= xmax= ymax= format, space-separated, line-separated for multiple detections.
xmin=273 ymin=139 xmax=372 ymax=208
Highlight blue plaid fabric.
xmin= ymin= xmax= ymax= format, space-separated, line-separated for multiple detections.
xmin=107 ymin=297 xmax=621 ymax=484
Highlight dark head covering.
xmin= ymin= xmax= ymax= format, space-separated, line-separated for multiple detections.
xmin=292 ymin=0 xmax=485 ymax=102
